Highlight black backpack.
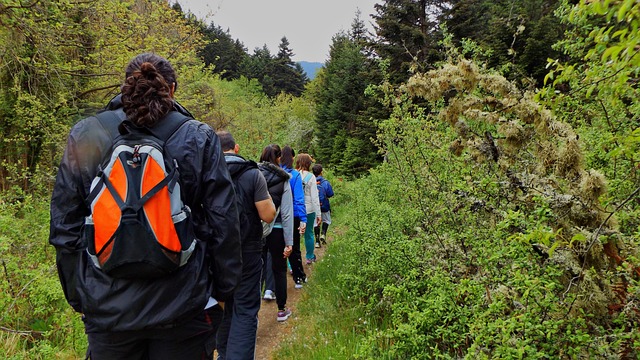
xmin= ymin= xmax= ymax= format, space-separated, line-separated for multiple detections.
xmin=226 ymin=158 xmax=265 ymax=246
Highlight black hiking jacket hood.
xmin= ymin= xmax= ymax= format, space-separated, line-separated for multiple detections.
xmin=258 ymin=162 xmax=289 ymax=212
xmin=225 ymin=154 xmax=264 ymax=252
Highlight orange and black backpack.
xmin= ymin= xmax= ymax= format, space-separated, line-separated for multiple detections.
xmin=84 ymin=110 xmax=196 ymax=279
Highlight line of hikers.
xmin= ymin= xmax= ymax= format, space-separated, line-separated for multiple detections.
xmin=48 ymin=52 xmax=334 ymax=359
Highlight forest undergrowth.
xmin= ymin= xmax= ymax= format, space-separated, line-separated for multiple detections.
xmin=2 ymin=0 xmax=640 ymax=358
xmin=274 ymin=51 xmax=640 ymax=359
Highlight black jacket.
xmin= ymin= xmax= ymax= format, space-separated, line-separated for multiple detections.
xmin=49 ymin=95 xmax=242 ymax=332
xmin=258 ymin=162 xmax=289 ymax=222
xmin=225 ymin=154 xmax=265 ymax=253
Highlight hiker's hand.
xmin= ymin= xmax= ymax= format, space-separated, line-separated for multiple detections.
xmin=283 ymin=245 xmax=292 ymax=258
xmin=299 ymin=222 xmax=306 ymax=234
xmin=316 ymin=216 xmax=321 ymax=226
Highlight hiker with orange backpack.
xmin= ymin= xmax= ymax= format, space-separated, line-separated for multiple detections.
xmin=312 ymin=164 xmax=334 ymax=248
xmin=49 ymin=53 xmax=242 ymax=359
xmin=215 ymin=131 xmax=276 ymax=359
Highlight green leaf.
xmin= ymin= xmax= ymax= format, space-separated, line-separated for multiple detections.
xmin=617 ymin=0 xmax=634 ymax=22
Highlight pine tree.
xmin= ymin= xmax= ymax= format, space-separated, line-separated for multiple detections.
xmin=371 ymin=0 xmax=451 ymax=83
xmin=273 ymin=37 xmax=307 ymax=96
xmin=444 ymin=0 xmax=564 ymax=86
xmin=312 ymin=31 xmax=382 ymax=177
xmin=199 ymin=23 xmax=248 ymax=80
xmin=240 ymin=45 xmax=277 ymax=96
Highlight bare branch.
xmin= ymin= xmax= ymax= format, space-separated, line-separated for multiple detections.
xmin=76 ymin=83 xmax=120 ymax=99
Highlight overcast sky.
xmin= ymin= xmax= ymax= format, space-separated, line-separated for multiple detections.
xmin=175 ymin=0 xmax=379 ymax=63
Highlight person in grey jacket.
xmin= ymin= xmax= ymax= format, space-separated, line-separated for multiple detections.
xmin=258 ymin=144 xmax=294 ymax=322
xmin=48 ymin=53 xmax=242 ymax=359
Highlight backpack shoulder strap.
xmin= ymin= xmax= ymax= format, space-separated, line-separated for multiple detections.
xmin=302 ymin=172 xmax=312 ymax=184
xmin=94 ymin=110 xmax=124 ymax=140
xmin=230 ymin=161 xmax=258 ymax=181
xmin=94 ymin=110 xmax=191 ymax=142
xmin=147 ymin=111 xmax=192 ymax=142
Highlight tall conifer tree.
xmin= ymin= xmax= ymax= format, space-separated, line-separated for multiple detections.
xmin=312 ymin=24 xmax=382 ymax=177
xmin=199 ymin=23 xmax=248 ymax=80
xmin=372 ymin=0 xmax=450 ymax=83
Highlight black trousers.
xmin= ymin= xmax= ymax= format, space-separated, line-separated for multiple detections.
xmin=290 ymin=217 xmax=306 ymax=283
xmin=262 ymin=227 xmax=288 ymax=310
xmin=86 ymin=307 xmax=223 ymax=360
xmin=216 ymin=251 xmax=262 ymax=360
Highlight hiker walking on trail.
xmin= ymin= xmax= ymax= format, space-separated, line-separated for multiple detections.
xmin=295 ymin=153 xmax=321 ymax=264
xmin=280 ymin=145 xmax=308 ymax=288
xmin=258 ymin=145 xmax=295 ymax=322
xmin=312 ymin=164 xmax=334 ymax=247
xmin=49 ymin=53 xmax=242 ymax=359
xmin=215 ymin=131 xmax=276 ymax=360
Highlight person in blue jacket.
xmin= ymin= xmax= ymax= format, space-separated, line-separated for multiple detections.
xmin=280 ymin=145 xmax=308 ymax=288
xmin=312 ymin=164 xmax=334 ymax=247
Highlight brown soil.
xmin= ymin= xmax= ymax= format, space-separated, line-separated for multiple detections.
xmin=254 ymin=242 xmax=327 ymax=360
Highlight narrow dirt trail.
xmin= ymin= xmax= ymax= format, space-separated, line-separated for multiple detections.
xmin=253 ymin=243 xmax=328 ymax=360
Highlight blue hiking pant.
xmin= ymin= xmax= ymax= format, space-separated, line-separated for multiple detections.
xmin=216 ymin=251 xmax=263 ymax=360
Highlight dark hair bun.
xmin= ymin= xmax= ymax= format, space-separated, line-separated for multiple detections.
xmin=140 ymin=62 xmax=158 ymax=79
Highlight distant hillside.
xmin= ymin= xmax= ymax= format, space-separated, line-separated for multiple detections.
xmin=298 ymin=61 xmax=323 ymax=80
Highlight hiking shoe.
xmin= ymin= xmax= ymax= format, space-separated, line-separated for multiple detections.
xmin=315 ymin=241 xmax=321 ymax=248
xmin=263 ymin=290 xmax=275 ymax=301
xmin=294 ymin=280 xmax=303 ymax=289
xmin=320 ymin=235 xmax=326 ymax=245
xmin=277 ymin=308 xmax=292 ymax=322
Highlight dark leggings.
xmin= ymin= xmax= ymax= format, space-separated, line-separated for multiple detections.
xmin=262 ymin=227 xmax=288 ymax=310
xmin=314 ymin=222 xmax=329 ymax=242
xmin=290 ymin=217 xmax=306 ymax=283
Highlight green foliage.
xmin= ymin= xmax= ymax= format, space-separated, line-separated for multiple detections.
xmin=0 ymin=193 xmax=85 ymax=358
xmin=541 ymin=1 xmax=640 ymax=231
xmin=238 ymin=39 xmax=308 ymax=98
xmin=279 ymin=49 xmax=640 ymax=358
xmin=371 ymin=0 xmax=448 ymax=83
xmin=445 ymin=0 xmax=564 ymax=86
xmin=198 ymin=23 xmax=248 ymax=80
xmin=311 ymin=31 xmax=382 ymax=178
xmin=0 ymin=0 xmax=207 ymax=193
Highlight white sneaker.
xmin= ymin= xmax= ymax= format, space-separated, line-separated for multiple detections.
xmin=263 ymin=290 xmax=275 ymax=300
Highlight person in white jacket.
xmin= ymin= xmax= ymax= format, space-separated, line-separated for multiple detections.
xmin=295 ymin=153 xmax=321 ymax=264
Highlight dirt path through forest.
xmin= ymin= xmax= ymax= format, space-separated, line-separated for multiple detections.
xmin=253 ymin=243 xmax=327 ymax=360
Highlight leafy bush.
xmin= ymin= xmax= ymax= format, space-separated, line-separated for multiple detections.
xmin=280 ymin=50 xmax=639 ymax=358
xmin=0 ymin=192 xmax=85 ymax=358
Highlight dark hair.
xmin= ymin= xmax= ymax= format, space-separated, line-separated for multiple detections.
xmin=295 ymin=153 xmax=313 ymax=171
xmin=121 ymin=53 xmax=176 ymax=127
xmin=280 ymin=145 xmax=295 ymax=168
xmin=216 ymin=130 xmax=236 ymax=152
xmin=312 ymin=164 xmax=323 ymax=176
xmin=260 ymin=144 xmax=282 ymax=165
